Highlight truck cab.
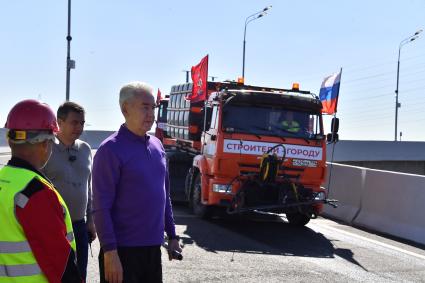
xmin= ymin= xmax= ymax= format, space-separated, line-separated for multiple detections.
xmin=163 ymin=82 xmax=335 ymax=226
xmin=155 ymin=98 xmax=169 ymax=142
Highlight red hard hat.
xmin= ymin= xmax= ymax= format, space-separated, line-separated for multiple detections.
xmin=5 ymin=99 xmax=59 ymax=132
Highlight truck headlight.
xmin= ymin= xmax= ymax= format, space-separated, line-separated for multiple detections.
xmin=212 ymin=184 xmax=232 ymax=194
xmin=315 ymin=192 xmax=326 ymax=201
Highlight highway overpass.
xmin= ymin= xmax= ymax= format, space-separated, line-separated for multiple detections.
xmin=1 ymin=128 xmax=425 ymax=246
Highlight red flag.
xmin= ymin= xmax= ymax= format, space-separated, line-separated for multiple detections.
xmin=188 ymin=55 xmax=208 ymax=102
xmin=156 ymin=89 xmax=162 ymax=105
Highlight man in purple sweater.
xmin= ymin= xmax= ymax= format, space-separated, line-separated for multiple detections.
xmin=92 ymin=81 xmax=181 ymax=283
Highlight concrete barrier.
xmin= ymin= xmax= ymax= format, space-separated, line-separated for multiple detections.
xmin=79 ymin=130 xmax=114 ymax=149
xmin=0 ymin=128 xmax=7 ymax=147
xmin=322 ymin=163 xmax=365 ymax=224
xmin=0 ymin=128 xmax=113 ymax=150
xmin=353 ymin=169 xmax=425 ymax=245
xmin=323 ymin=162 xmax=425 ymax=245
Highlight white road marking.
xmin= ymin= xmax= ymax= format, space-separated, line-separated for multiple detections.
xmin=311 ymin=222 xmax=425 ymax=261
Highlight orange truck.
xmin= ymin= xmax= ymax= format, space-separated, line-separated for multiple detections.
xmin=157 ymin=81 xmax=337 ymax=226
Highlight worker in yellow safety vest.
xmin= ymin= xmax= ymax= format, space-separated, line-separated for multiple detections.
xmin=280 ymin=111 xmax=301 ymax=133
xmin=0 ymin=99 xmax=82 ymax=282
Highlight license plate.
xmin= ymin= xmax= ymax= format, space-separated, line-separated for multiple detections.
xmin=292 ymin=159 xmax=318 ymax=167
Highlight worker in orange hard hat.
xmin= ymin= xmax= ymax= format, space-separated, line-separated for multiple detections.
xmin=0 ymin=99 xmax=82 ymax=282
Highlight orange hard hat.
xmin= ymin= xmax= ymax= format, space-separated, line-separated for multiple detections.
xmin=5 ymin=99 xmax=59 ymax=143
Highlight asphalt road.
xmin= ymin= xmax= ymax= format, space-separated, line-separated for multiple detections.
xmin=85 ymin=204 xmax=425 ymax=283
xmin=2 ymin=153 xmax=425 ymax=282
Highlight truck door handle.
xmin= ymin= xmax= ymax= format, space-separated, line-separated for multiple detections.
xmin=211 ymin=134 xmax=216 ymax=141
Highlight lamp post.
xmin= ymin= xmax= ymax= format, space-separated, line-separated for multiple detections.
xmin=242 ymin=5 xmax=272 ymax=80
xmin=394 ymin=29 xmax=422 ymax=141
xmin=182 ymin=70 xmax=190 ymax=83
xmin=65 ymin=0 xmax=75 ymax=101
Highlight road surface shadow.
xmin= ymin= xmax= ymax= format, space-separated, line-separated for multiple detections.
xmin=173 ymin=205 xmax=367 ymax=270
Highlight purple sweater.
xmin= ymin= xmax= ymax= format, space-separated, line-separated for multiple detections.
xmin=92 ymin=125 xmax=176 ymax=251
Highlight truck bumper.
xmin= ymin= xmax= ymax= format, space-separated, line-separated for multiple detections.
xmin=224 ymin=198 xmax=337 ymax=215
xmin=219 ymin=180 xmax=337 ymax=215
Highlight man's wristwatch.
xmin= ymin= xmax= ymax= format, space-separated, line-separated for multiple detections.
xmin=168 ymin=235 xmax=180 ymax=241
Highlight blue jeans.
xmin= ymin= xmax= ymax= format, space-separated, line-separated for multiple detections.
xmin=72 ymin=219 xmax=88 ymax=280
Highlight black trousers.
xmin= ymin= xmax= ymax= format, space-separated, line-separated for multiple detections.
xmin=99 ymin=246 xmax=162 ymax=283
xmin=72 ymin=220 xmax=88 ymax=280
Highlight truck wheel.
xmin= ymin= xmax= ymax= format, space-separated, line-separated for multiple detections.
xmin=192 ymin=174 xmax=211 ymax=219
xmin=286 ymin=212 xmax=310 ymax=226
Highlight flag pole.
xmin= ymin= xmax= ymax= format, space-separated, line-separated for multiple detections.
xmin=326 ymin=67 xmax=342 ymax=197
xmin=327 ymin=113 xmax=338 ymax=196
xmin=320 ymin=67 xmax=342 ymax=198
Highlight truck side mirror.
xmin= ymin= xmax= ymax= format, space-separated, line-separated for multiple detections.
xmin=331 ymin=117 xmax=339 ymax=133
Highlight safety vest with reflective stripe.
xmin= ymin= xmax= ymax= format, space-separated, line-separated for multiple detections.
xmin=0 ymin=165 xmax=76 ymax=282
xmin=282 ymin=120 xmax=301 ymax=133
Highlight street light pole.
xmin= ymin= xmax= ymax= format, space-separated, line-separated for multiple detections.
xmin=65 ymin=0 xmax=75 ymax=102
xmin=242 ymin=6 xmax=272 ymax=80
xmin=182 ymin=70 xmax=190 ymax=83
xmin=394 ymin=29 xmax=422 ymax=141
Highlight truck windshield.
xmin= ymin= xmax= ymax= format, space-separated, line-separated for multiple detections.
xmin=157 ymin=101 xmax=168 ymax=123
xmin=222 ymin=105 xmax=322 ymax=139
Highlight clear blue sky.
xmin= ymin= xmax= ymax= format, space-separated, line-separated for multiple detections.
xmin=1 ymin=0 xmax=424 ymax=141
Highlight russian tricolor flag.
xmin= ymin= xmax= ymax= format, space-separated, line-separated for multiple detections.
xmin=319 ymin=69 xmax=342 ymax=115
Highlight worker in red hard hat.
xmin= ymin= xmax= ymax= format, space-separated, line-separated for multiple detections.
xmin=0 ymin=99 xmax=82 ymax=282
